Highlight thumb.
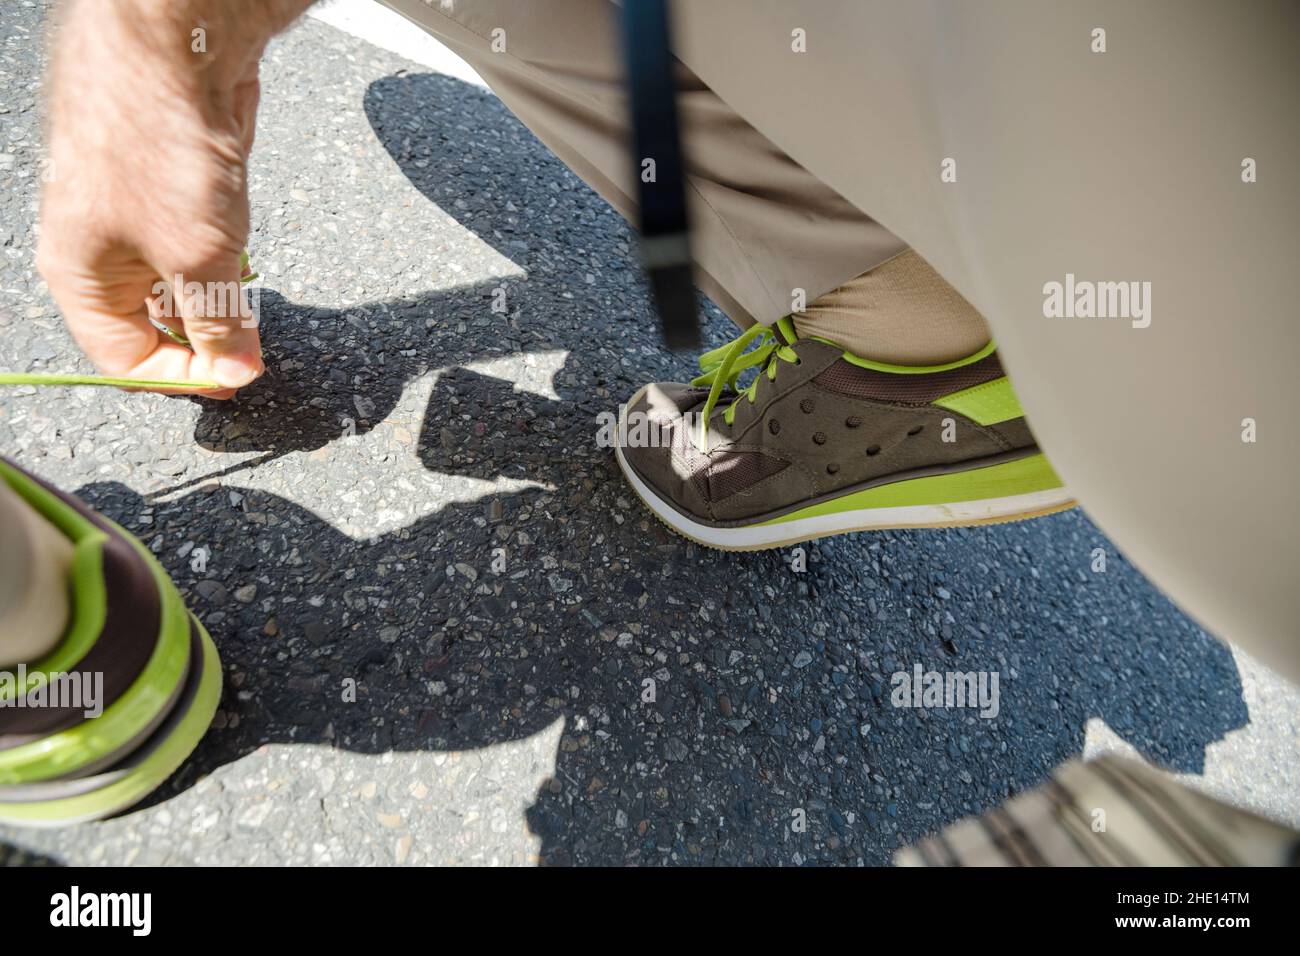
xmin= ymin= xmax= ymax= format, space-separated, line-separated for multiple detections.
xmin=170 ymin=252 xmax=264 ymax=389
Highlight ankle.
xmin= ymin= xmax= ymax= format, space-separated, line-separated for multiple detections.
xmin=793 ymin=250 xmax=991 ymax=365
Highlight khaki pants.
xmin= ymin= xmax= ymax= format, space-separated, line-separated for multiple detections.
xmin=378 ymin=0 xmax=1300 ymax=682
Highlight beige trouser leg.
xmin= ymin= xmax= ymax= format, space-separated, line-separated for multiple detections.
xmin=377 ymin=0 xmax=907 ymax=329
xmin=668 ymin=0 xmax=1300 ymax=682
xmin=0 ymin=480 xmax=72 ymax=667
xmin=381 ymin=0 xmax=1300 ymax=683
xmin=793 ymin=250 xmax=991 ymax=364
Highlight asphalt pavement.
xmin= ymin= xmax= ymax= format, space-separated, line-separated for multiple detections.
xmin=0 ymin=4 xmax=1295 ymax=865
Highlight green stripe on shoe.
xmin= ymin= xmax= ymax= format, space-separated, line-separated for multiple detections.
xmin=932 ymin=376 xmax=1025 ymax=425
xmin=0 ymin=617 xmax=222 ymax=826
xmin=829 ymin=340 xmax=998 ymax=374
xmin=758 ymin=453 xmax=1063 ymax=526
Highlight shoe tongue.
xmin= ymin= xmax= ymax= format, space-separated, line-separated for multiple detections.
xmin=771 ymin=315 xmax=798 ymax=347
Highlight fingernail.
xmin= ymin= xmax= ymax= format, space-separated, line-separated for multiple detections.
xmin=213 ymin=355 xmax=262 ymax=388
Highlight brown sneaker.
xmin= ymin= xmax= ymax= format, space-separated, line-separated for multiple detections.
xmin=614 ymin=317 xmax=1073 ymax=550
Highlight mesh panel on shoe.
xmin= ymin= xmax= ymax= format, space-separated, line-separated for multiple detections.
xmin=664 ymin=420 xmax=787 ymax=503
xmin=705 ymin=451 xmax=789 ymax=502
xmin=813 ymin=353 xmax=1005 ymax=403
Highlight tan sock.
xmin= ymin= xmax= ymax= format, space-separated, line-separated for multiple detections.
xmin=0 ymin=479 xmax=73 ymax=668
xmin=793 ymin=249 xmax=992 ymax=365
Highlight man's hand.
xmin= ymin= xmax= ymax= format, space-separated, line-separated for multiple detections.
xmin=37 ymin=0 xmax=312 ymax=397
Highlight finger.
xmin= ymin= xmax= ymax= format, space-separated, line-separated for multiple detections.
xmin=115 ymin=334 xmax=239 ymax=400
xmin=170 ymin=251 xmax=264 ymax=389
xmin=38 ymin=233 xmax=234 ymax=396
xmin=57 ymin=295 xmax=237 ymax=398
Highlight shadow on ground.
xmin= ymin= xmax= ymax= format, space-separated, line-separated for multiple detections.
xmin=0 ymin=842 xmax=62 ymax=866
xmin=66 ymin=70 xmax=1249 ymax=864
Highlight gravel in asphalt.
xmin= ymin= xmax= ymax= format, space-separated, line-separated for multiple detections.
xmin=0 ymin=5 xmax=1296 ymax=865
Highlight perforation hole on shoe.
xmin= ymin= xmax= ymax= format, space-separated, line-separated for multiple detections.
xmin=826 ymin=463 xmax=840 ymax=475
xmin=812 ymin=432 xmax=827 ymax=445
xmin=845 ymin=416 xmax=862 ymax=428
xmin=907 ymin=425 xmax=924 ymax=436
xmin=866 ymin=445 xmax=881 ymax=456
xmin=799 ymin=398 xmax=815 ymax=414
xmin=768 ymin=419 xmax=781 ymax=435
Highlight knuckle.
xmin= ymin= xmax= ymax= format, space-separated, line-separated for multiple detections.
xmin=169 ymin=243 xmax=236 ymax=282
xmin=185 ymin=314 xmax=252 ymax=346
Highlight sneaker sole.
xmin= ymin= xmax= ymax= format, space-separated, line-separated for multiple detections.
xmin=615 ymin=390 xmax=1075 ymax=551
xmin=0 ymin=614 xmax=221 ymax=828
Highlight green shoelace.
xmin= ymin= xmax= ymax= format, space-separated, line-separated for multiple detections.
xmin=691 ymin=315 xmax=802 ymax=442
xmin=0 ymin=373 xmax=221 ymax=389
xmin=0 ymin=252 xmax=257 ymax=392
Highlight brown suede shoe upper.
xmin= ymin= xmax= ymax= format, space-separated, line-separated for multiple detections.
xmin=622 ymin=340 xmax=1036 ymax=524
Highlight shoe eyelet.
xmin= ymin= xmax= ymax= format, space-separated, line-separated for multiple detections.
xmin=907 ymin=425 xmax=924 ymax=436
xmin=866 ymin=445 xmax=881 ymax=456
xmin=826 ymin=463 xmax=840 ymax=475
xmin=768 ymin=418 xmax=781 ymax=435
xmin=845 ymin=416 xmax=862 ymax=428
xmin=799 ymin=399 xmax=815 ymax=414
xmin=812 ymin=432 xmax=826 ymax=445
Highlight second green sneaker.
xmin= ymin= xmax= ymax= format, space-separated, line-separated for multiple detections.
xmin=615 ymin=317 xmax=1073 ymax=550
xmin=0 ymin=458 xmax=222 ymax=827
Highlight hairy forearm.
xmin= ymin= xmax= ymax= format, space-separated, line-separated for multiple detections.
xmin=47 ymin=0 xmax=317 ymax=165
xmin=56 ymin=0 xmax=317 ymax=90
